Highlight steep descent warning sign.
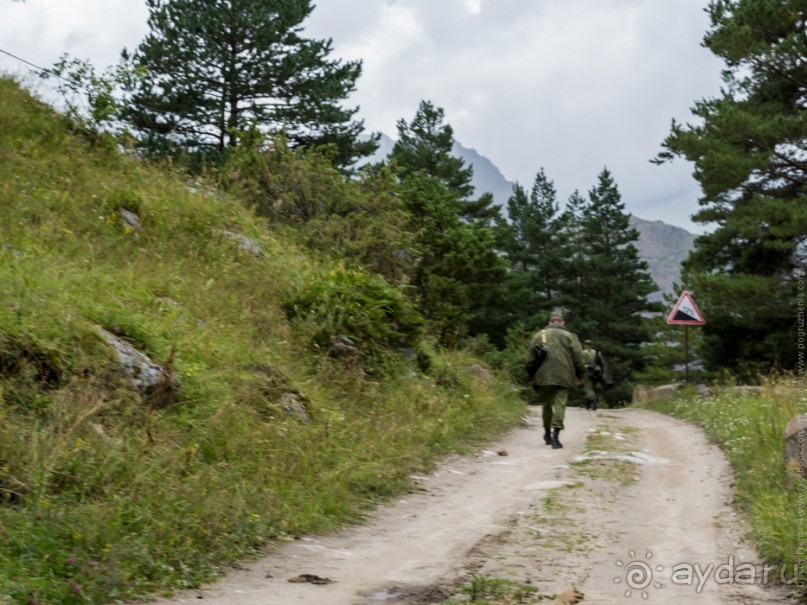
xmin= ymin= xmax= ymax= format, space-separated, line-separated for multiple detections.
xmin=666 ymin=291 xmax=705 ymax=325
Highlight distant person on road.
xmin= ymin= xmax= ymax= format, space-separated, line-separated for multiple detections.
xmin=581 ymin=339 xmax=612 ymax=410
xmin=525 ymin=308 xmax=586 ymax=449
xmin=583 ymin=339 xmax=605 ymax=411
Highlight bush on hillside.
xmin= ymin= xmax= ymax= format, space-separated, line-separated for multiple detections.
xmin=220 ymin=131 xmax=414 ymax=284
xmin=282 ymin=267 xmax=423 ymax=356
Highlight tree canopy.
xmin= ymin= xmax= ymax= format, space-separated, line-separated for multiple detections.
xmin=391 ymin=100 xmax=500 ymax=224
xmin=389 ymin=100 xmax=505 ymax=344
xmin=125 ymin=0 xmax=376 ymax=168
xmin=655 ymin=0 xmax=806 ymax=375
xmin=566 ymin=169 xmax=660 ymax=391
xmin=489 ymin=169 xmax=567 ymax=345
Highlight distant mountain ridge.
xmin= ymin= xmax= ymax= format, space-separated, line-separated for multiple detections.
xmin=363 ymin=133 xmax=695 ymax=296
xmin=628 ymin=216 xmax=696 ymax=300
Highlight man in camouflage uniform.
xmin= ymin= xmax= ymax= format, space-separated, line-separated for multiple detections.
xmin=526 ymin=308 xmax=586 ymax=449
xmin=582 ymin=340 xmax=602 ymax=410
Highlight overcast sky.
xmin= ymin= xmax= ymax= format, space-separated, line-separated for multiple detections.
xmin=2 ymin=0 xmax=725 ymax=233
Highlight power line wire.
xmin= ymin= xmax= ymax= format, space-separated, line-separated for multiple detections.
xmin=0 ymin=46 xmax=159 ymax=118
xmin=0 ymin=47 xmax=69 ymax=81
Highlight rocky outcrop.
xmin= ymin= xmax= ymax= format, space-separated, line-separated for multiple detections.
xmin=221 ymin=230 xmax=264 ymax=258
xmin=98 ymin=328 xmax=178 ymax=406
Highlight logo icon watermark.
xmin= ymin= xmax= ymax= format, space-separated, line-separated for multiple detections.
xmin=613 ymin=550 xmax=664 ymax=598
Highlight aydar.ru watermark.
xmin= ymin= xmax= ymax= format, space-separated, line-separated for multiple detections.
xmin=614 ymin=550 xmax=802 ymax=598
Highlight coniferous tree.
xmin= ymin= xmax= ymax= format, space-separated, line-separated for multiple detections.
xmin=555 ymin=189 xmax=588 ymax=312
xmin=569 ymin=169 xmax=660 ymax=400
xmin=124 ymin=0 xmax=375 ymax=168
xmin=390 ymin=101 xmax=505 ymax=343
xmin=655 ymin=0 xmax=806 ymax=375
xmin=391 ymin=100 xmax=500 ymax=224
xmin=493 ymin=169 xmax=569 ymax=344
xmin=395 ymin=173 xmax=503 ymax=344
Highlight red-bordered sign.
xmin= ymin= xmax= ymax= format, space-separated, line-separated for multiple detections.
xmin=666 ymin=291 xmax=705 ymax=325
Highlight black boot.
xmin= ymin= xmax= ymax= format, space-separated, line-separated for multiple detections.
xmin=543 ymin=428 xmax=552 ymax=446
xmin=551 ymin=428 xmax=563 ymax=449
xmin=592 ymin=398 xmax=599 ymax=411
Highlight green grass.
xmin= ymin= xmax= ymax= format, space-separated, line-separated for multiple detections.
xmin=644 ymin=378 xmax=804 ymax=592
xmin=447 ymin=574 xmax=543 ymax=604
xmin=0 ymin=77 xmax=526 ymax=604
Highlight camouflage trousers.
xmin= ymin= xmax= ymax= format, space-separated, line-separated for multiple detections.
xmin=536 ymin=385 xmax=569 ymax=430
xmin=583 ymin=375 xmax=599 ymax=409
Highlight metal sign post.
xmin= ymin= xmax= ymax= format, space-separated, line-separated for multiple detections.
xmin=684 ymin=324 xmax=689 ymax=383
xmin=666 ymin=291 xmax=705 ymax=382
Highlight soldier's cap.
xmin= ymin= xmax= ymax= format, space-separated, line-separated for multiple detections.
xmin=549 ymin=307 xmax=565 ymax=319
xmin=583 ymin=339 xmax=593 ymax=345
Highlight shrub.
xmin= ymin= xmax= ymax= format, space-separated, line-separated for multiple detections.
xmin=282 ymin=267 xmax=423 ymax=354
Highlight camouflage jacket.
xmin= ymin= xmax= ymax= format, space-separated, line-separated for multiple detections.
xmin=527 ymin=326 xmax=586 ymax=390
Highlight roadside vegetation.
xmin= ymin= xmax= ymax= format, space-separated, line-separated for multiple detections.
xmin=0 ymin=78 xmax=525 ymax=604
xmin=645 ymin=378 xmax=804 ymax=595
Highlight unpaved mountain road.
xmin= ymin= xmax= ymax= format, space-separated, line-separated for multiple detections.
xmin=144 ymin=407 xmax=794 ymax=604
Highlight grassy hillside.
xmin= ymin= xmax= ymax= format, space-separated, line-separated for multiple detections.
xmin=0 ymin=77 xmax=525 ymax=604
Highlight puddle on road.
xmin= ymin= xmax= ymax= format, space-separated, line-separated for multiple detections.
xmin=572 ymin=450 xmax=669 ymax=465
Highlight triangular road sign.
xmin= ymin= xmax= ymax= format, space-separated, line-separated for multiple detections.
xmin=666 ymin=291 xmax=705 ymax=325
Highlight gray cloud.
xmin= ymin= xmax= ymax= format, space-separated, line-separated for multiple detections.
xmin=306 ymin=0 xmax=724 ymax=233
xmin=1 ymin=0 xmax=724 ymax=232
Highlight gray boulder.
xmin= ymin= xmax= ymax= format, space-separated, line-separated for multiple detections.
xmin=279 ymin=392 xmax=312 ymax=422
xmin=632 ymin=384 xmax=655 ymax=404
xmin=329 ymin=335 xmax=358 ymax=356
xmin=221 ymin=230 xmax=264 ymax=258
xmin=466 ymin=364 xmax=492 ymax=380
xmin=653 ymin=383 xmax=682 ymax=401
xmin=117 ymin=207 xmax=141 ymax=232
xmin=98 ymin=328 xmax=178 ymax=406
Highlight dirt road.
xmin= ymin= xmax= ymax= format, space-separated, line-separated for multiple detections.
xmin=145 ymin=407 xmax=794 ymax=604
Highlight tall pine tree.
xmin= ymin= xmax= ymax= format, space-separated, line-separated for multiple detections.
xmin=569 ymin=169 xmax=660 ymax=399
xmin=655 ymin=0 xmax=806 ymax=375
xmin=390 ymin=101 xmax=505 ymax=344
xmin=124 ymin=0 xmax=375 ymax=168
xmin=391 ymin=100 xmax=500 ymax=224
xmin=493 ymin=168 xmax=569 ymax=344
